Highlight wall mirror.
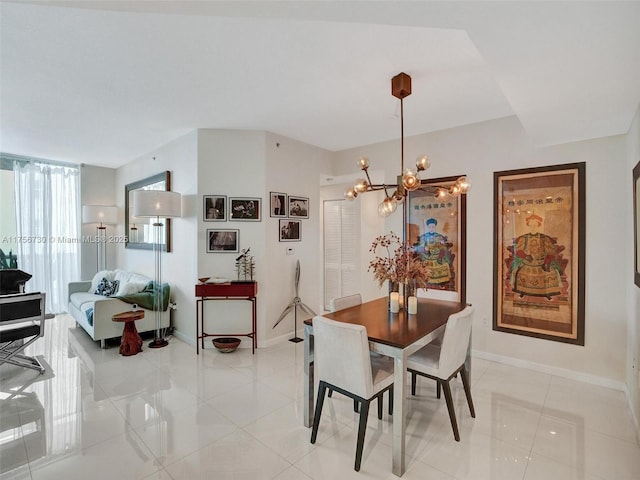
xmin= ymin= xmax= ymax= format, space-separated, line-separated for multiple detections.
xmin=125 ymin=171 xmax=172 ymax=251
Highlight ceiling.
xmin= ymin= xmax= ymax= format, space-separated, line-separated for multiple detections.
xmin=1 ymin=1 xmax=639 ymax=168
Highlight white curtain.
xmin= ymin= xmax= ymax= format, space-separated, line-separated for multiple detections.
xmin=14 ymin=161 xmax=80 ymax=313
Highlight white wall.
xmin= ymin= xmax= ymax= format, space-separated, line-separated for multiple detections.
xmin=194 ymin=130 xmax=332 ymax=347
xmin=332 ymin=115 xmax=630 ymax=385
xmin=115 ymin=130 xmax=198 ymax=341
xmin=79 ymin=165 xmax=117 ymax=280
xmin=264 ymin=132 xmax=332 ymax=342
xmin=626 ymin=105 xmax=640 ymax=432
xmin=196 ymin=129 xmax=266 ymax=348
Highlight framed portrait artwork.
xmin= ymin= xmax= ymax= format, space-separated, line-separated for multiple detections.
xmin=203 ymin=195 xmax=226 ymax=221
xmin=406 ymin=176 xmax=466 ymax=303
xmin=270 ymin=192 xmax=288 ymax=218
xmin=494 ymin=162 xmax=585 ymax=345
xmin=279 ymin=219 xmax=301 ymax=242
xmin=229 ymin=197 xmax=261 ymax=221
xmin=288 ymin=196 xmax=309 ymax=219
xmin=634 ymin=160 xmax=640 ymax=288
xmin=207 ymin=229 xmax=239 ymax=253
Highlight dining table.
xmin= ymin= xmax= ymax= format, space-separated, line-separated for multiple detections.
xmin=303 ymin=296 xmax=468 ymax=477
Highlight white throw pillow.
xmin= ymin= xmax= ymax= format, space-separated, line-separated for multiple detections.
xmin=117 ymin=280 xmax=147 ymax=296
xmin=114 ymin=270 xmax=150 ymax=296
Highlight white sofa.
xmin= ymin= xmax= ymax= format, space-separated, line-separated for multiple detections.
xmin=68 ymin=269 xmax=170 ymax=348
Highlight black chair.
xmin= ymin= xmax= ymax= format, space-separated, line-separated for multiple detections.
xmin=0 ymin=292 xmax=47 ymax=373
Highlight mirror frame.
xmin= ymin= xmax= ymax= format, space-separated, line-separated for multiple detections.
xmin=125 ymin=171 xmax=172 ymax=252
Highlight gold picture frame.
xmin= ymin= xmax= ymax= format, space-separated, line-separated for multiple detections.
xmin=494 ymin=163 xmax=585 ymax=345
xmin=406 ymin=176 xmax=466 ymax=303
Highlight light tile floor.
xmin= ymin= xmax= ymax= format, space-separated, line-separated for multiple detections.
xmin=1 ymin=314 xmax=639 ymax=480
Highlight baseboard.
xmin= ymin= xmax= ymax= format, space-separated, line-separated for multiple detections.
xmin=172 ymin=329 xmax=193 ymax=346
xmin=473 ymin=349 xmax=627 ymax=392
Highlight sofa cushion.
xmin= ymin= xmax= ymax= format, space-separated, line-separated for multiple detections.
xmin=70 ymin=292 xmax=103 ymax=310
xmin=94 ymin=278 xmax=119 ymax=296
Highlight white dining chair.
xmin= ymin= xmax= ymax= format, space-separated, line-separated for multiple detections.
xmin=329 ymin=293 xmax=362 ymax=312
xmin=328 ymin=294 xmax=364 ymax=407
xmin=310 ymin=315 xmax=394 ymax=471
xmin=406 ymin=305 xmax=475 ymax=441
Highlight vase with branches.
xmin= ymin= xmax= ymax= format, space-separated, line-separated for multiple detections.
xmin=368 ymin=232 xmax=430 ymax=308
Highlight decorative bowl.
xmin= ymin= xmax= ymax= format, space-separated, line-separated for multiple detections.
xmin=212 ymin=337 xmax=241 ymax=353
xmin=198 ymin=277 xmax=210 ymax=284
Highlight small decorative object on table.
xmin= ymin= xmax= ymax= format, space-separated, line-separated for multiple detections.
xmin=369 ymin=232 xmax=430 ymax=312
xmin=235 ymin=248 xmax=255 ymax=281
xmin=212 ymin=337 xmax=241 ymax=353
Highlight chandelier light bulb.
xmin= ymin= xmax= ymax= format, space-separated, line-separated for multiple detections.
xmin=449 ymin=184 xmax=461 ymax=197
xmin=378 ymin=196 xmax=397 ymax=217
xmin=393 ymin=190 xmax=404 ymax=203
xmin=436 ymin=188 xmax=448 ymax=199
xmin=456 ymin=176 xmax=471 ymax=193
xmin=402 ymin=169 xmax=420 ymax=191
xmin=416 ymin=155 xmax=430 ymax=172
xmin=354 ymin=178 xmax=369 ymax=193
xmin=344 ymin=188 xmax=358 ymax=201
xmin=357 ymin=156 xmax=369 ymax=170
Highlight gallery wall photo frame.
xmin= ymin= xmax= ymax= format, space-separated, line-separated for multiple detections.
xmin=229 ymin=197 xmax=261 ymax=221
xmin=634 ymin=160 xmax=640 ymax=288
xmin=279 ymin=219 xmax=301 ymax=242
xmin=207 ymin=229 xmax=239 ymax=253
xmin=406 ymin=176 xmax=466 ymax=304
xmin=493 ymin=162 xmax=585 ymax=345
xmin=288 ymin=196 xmax=309 ymax=219
xmin=203 ymin=195 xmax=226 ymax=221
xmin=270 ymin=192 xmax=288 ymax=218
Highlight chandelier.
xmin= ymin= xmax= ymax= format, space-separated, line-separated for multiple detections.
xmin=344 ymin=72 xmax=470 ymax=217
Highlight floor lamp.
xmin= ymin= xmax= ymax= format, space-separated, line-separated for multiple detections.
xmin=133 ymin=189 xmax=181 ymax=349
xmin=82 ymin=205 xmax=118 ymax=272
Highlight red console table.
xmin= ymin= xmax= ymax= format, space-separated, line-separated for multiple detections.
xmin=195 ymin=281 xmax=258 ymax=354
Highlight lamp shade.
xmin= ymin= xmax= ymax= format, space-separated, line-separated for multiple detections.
xmin=82 ymin=205 xmax=118 ymax=224
xmin=133 ymin=190 xmax=182 ymax=218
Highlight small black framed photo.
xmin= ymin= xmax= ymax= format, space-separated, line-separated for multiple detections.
xmin=270 ymin=192 xmax=288 ymax=218
xmin=279 ymin=219 xmax=301 ymax=242
xmin=207 ymin=229 xmax=239 ymax=253
xmin=229 ymin=197 xmax=261 ymax=221
xmin=288 ymin=196 xmax=309 ymax=219
xmin=203 ymin=195 xmax=226 ymax=221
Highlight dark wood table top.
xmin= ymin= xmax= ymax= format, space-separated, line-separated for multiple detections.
xmin=305 ymin=297 xmax=466 ymax=349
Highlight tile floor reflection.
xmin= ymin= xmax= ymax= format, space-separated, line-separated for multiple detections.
xmin=1 ymin=314 xmax=639 ymax=479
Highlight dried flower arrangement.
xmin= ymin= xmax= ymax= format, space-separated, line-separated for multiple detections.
xmin=368 ymin=232 xmax=430 ymax=288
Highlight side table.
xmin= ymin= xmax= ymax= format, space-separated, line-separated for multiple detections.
xmin=195 ymin=281 xmax=258 ymax=354
xmin=112 ymin=310 xmax=145 ymax=356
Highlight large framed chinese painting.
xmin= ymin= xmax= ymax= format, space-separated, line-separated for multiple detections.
xmin=494 ymin=163 xmax=585 ymax=345
xmin=406 ymin=176 xmax=466 ymax=303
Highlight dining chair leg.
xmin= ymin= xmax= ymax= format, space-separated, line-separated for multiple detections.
xmin=328 ymin=388 xmax=333 ymax=397
xmin=388 ymin=386 xmax=393 ymax=415
xmin=441 ymin=380 xmax=460 ymax=442
xmin=460 ymin=367 xmax=476 ymax=418
xmin=377 ymin=392 xmax=383 ymax=419
xmin=436 ymin=381 xmax=441 ymax=399
xmin=411 ymin=371 xmax=417 ymax=396
xmin=311 ymin=381 xmax=328 ymax=444
xmin=354 ymin=399 xmax=359 ymax=412
xmin=354 ymin=399 xmax=370 ymax=471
